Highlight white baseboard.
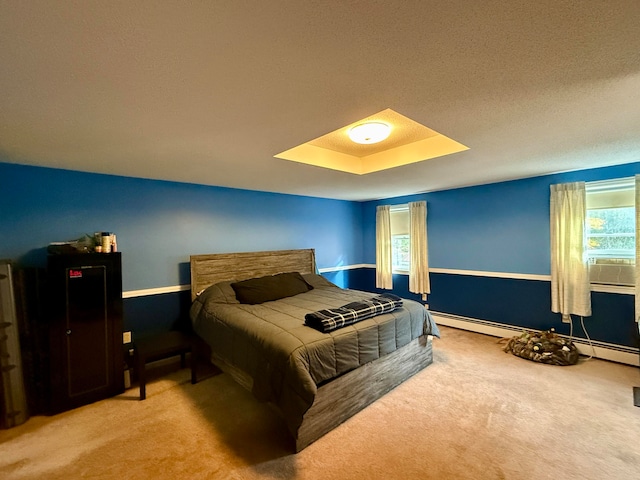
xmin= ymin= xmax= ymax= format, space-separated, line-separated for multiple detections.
xmin=432 ymin=312 xmax=640 ymax=367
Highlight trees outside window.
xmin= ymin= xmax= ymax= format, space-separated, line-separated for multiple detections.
xmin=587 ymin=207 xmax=635 ymax=258
xmin=392 ymin=234 xmax=410 ymax=271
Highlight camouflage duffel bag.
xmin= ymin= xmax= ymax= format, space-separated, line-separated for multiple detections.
xmin=502 ymin=329 xmax=579 ymax=366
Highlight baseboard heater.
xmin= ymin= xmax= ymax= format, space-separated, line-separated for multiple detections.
xmin=431 ymin=311 xmax=640 ymax=367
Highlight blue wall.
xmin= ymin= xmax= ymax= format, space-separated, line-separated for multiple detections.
xmin=358 ymin=162 xmax=640 ymax=348
xmin=363 ymin=163 xmax=640 ymax=272
xmin=0 ymin=162 xmax=363 ymax=287
xmin=3 ymin=159 xmax=640 ymax=347
xmin=0 ymin=161 xmax=363 ymax=335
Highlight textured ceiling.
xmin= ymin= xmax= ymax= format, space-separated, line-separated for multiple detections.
xmin=1 ymin=1 xmax=640 ymax=201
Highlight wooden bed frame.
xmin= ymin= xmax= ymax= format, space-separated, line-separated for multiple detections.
xmin=190 ymin=248 xmax=434 ymax=452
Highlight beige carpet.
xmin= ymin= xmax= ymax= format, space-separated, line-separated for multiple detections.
xmin=1 ymin=326 xmax=639 ymax=479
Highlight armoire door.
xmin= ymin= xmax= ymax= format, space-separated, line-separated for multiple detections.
xmin=65 ymin=265 xmax=111 ymax=400
xmin=47 ymin=253 xmax=123 ymax=413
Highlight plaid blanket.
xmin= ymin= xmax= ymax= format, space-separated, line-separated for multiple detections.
xmin=304 ymin=293 xmax=403 ymax=333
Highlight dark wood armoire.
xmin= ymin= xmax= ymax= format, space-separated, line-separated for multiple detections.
xmin=46 ymin=253 xmax=124 ymax=413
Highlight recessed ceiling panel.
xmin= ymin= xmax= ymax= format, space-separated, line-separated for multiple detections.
xmin=274 ymin=108 xmax=469 ymax=174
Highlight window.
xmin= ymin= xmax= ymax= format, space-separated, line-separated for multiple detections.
xmin=585 ymin=178 xmax=635 ymax=286
xmin=390 ymin=206 xmax=409 ymax=271
xmin=392 ymin=234 xmax=410 ymax=271
xmin=587 ymin=207 xmax=635 ymax=258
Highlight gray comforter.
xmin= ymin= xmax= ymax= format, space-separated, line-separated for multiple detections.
xmin=190 ymin=274 xmax=439 ymax=436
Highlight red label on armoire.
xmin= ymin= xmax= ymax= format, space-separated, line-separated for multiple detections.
xmin=69 ymin=269 xmax=83 ymax=279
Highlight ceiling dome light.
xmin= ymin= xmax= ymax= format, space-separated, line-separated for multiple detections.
xmin=348 ymin=122 xmax=391 ymax=144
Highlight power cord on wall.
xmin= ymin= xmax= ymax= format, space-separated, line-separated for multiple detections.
xmin=568 ymin=315 xmax=597 ymax=360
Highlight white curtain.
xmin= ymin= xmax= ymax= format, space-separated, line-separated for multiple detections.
xmin=635 ymin=175 xmax=640 ymax=328
xmin=376 ymin=205 xmax=393 ymax=289
xmin=409 ymin=201 xmax=430 ymax=295
xmin=550 ymin=182 xmax=591 ymax=321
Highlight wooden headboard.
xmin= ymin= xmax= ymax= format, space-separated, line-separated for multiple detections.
xmin=189 ymin=248 xmax=316 ymax=300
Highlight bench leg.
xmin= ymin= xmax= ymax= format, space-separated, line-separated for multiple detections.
xmin=136 ymin=352 xmax=147 ymax=401
xmin=190 ymin=346 xmax=197 ymax=385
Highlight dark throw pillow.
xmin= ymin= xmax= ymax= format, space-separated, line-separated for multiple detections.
xmin=231 ymin=272 xmax=313 ymax=305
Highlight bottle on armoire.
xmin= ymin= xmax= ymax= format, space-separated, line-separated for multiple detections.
xmin=46 ymin=252 xmax=124 ymax=413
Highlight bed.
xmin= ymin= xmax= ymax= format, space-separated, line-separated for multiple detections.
xmin=189 ymin=248 xmax=439 ymax=451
